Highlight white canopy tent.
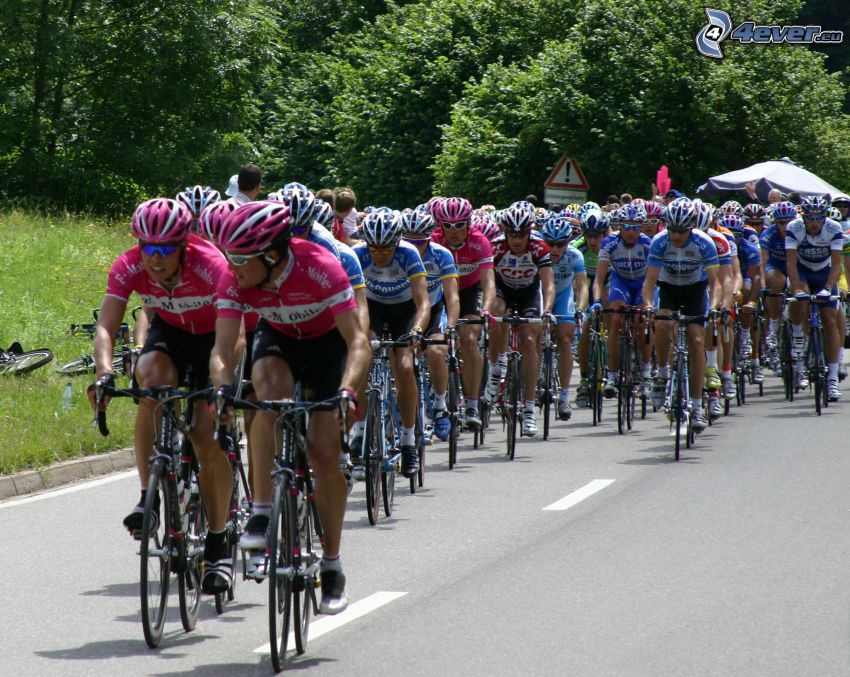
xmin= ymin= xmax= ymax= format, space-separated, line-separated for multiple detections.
xmin=696 ymin=157 xmax=846 ymax=201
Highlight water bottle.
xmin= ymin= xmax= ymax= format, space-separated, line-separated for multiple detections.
xmin=61 ymin=382 xmax=73 ymax=411
xmin=177 ymin=479 xmax=190 ymax=533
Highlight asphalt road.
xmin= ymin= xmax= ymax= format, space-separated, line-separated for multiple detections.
xmin=3 ymin=376 xmax=850 ymax=676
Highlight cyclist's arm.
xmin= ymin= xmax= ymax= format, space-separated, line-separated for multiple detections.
xmin=720 ymin=262 xmax=734 ymax=309
xmin=133 ymin=305 xmax=152 ymax=347
xmin=730 ymin=256 xmax=743 ymax=303
xmin=353 ymin=286 xmax=369 ymax=334
xmin=786 ymin=249 xmax=802 ymax=291
xmin=759 ymin=247 xmax=769 ymax=290
xmin=410 ymin=274 xmax=431 ymax=332
xmin=706 ymin=265 xmax=721 ymax=310
xmin=334 ymin=308 xmax=371 ymax=396
xmin=540 ymin=267 xmax=555 ymax=314
xmin=573 ymin=271 xmax=589 ymax=313
xmin=826 ymin=250 xmax=843 ymax=289
xmin=209 ymin=316 xmax=241 ymax=388
xmin=480 ymin=267 xmax=496 ymax=314
xmin=642 ymin=266 xmax=659 ymax=310
xmin=442 ymin=276 xmax=460 ymax=327
xmin=93 ymin=296 xmax=127 ymax=377
xmin=593 ymin=260 xmax=609 ymax=303
xmin=745 ymin=264 xmax=761 ymax=304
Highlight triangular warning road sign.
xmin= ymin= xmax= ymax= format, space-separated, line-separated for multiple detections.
xmin=544 ymin=154 xmax=589 ymax=190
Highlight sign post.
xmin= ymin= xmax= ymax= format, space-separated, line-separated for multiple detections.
xmin=544 ymin=153 xmax=589 ymax=206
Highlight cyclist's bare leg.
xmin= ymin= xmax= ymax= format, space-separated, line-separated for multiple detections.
xmin=520 ymin=324 xmax=541 ymax=402
xmin=652 ymin=311 xmax=674 ymax=371
xmin=687 ymin=323 xmax=706 ymax=400
xmin=133 ymin=351 xmax=177 ymax=488
xmin=390 ymin=347 xmax=417 ymax=428
xmin=577 ymin=318 xmax=590 ymax=376
xmin=250 ymin=355 xmax=295 ymax=506
xmin=488 ymin=298 xmax=508 ymax=363
xmin=424 ymin=337 xmax=448 ymax=395
xmin=190 ymin=400 xmax=231 ymax=531
xmin=307 ymin=410 xmax=346 ymax=558
xmin=459 ymin=321 xmax=482 ymax=398
xmin=555 ymin=323 xmax=575 ymax=388
xmin=606 ymin=302 xmax=624 ymax=372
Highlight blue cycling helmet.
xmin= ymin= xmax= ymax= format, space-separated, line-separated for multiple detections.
xmin=402 ymin=209 xmax=436 ymax=237
xmin=801 ymin=195 xmax=829 ymax=215
xmin=771 ymin=201 xmax=798 ymax=221
xmin=694 ymin=202 xmax=716 ymax=232
xmin=581 ymin=208 xmax=609 ymax=235
xmin=361 ymin=209 xmax=403 ymax=247
xmin=620 ymin=202 xmax=647 ymax=223
xmin=282 ymin=189 xmax=318 ymax=230
xmin=541 ymin=215 xmax=573 ymax=243
xmin=664 ymin=197 xmax=697 ymax=230
xmin=313 ymin=199 xmax=334 ymax=228
xmin=716 ymin=213 xmax=745 ymax=233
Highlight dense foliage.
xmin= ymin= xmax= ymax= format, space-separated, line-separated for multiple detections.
xmin=0 ymin=0 xmax=847 ymax=212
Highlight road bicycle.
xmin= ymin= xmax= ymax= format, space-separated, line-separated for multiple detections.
xmin=56 ymin=306 xmax=142 ymax=376
xmin=603 ymin=306 xmax=647 ymax=435
xmin=537 ymin=317 xmax=559 ymax=440
xmin=95 ymin=382 xmax=209 ymax=648
xmin=588 ymin=307 xmax=607 ymax=426
xmin=492 ymin=311 xmax=542 ymax=460
xmin=789 ymin=293 xmax=838 ymax=415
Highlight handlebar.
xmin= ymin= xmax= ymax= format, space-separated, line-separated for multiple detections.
xmin=93 ymin=383 xmax=212 ymax=437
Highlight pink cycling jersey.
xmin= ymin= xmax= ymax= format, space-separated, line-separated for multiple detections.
xmin=106 ymin=234 xmax=227 ymax=335
xmin=431 ymin=227 xmax=494 ymax=290
xmin=216 ymin=238 xmax=356 ymax=340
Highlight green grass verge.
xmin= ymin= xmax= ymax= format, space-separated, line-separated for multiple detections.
xmin=0 ymin=210 xmax=138 ymax=475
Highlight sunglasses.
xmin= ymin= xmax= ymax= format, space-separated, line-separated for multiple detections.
xmin=139 ymin=242 xmax=179 ymax=257
xmin=621 ymin=224 xmax=641 ymax=232
xmin=667 ymin=227 xmax=692 ymax=234
xmin=441 ymin=221 xmax=469 ymax=231
xmin=646 ymin=218 xmax=661 ymax=225
xmin=225 ymin=250 xmax=266 ymax=266
xmin=368 ymin=245 xmax=396 ymax=253
xmin=803 ymin=214 xmax=826 ymax=222
xmin=544 ymin=240 xmax=567 ymax=248
xmin=506 ymin=231 xmax=529 ymax=239
xmin=403 ymin=235 xmax=428 ymax=245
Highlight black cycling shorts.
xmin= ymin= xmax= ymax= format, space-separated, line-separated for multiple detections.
xmin=657 ymin=281 xmax=708 ymax=324
xmin=496 ymin=281 xmax=541 ymax=318
xmin=251 ymin=320 xmax=347 ymax=401
xmin=459 ymin=284 xmax=483 ymax=317
xmin=424 ymin=300 xmax=446 ymax=337
xmin=139 ymin=314 xmax=214 ymax=389
xmin=367 ymin=298 xmax=416 ymax=340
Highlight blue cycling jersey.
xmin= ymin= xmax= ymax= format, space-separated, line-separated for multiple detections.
xmin=759 ymin=224 xmax=787 ymax=271
xmin=647 ymin=229 xmax=719 ymax=284
xmin=354 ymin=239 xmax=426 ymax=304
xmin=785 ymin=217 xmax=843 ymax=272
xmin=420 ymin=242 xmax=458 ymax=305
xmin=307 ymin=224 xmax=365 ymax=289
xmin=552 ymin=245 xmax=586 ymax=295
xmin=598 ymin=233 xmax=652 ymax=281
xmin=736 ymin=236 xmax=760 ymax=276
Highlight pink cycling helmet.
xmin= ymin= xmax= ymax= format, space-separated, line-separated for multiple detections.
xmin=433 ymin=197 xmax=473 ymax=225
xmin=132 ymin=198 xmax=193 ymax=243
xmin=473 ymin=218 xmax=502 ymax=241
xmin=644 ymin=201 xmax=665 ymax=219
xmin=217 ymin=201 xmax=293 ymax=253
xmin=199 ymin=201 xmax=238 ymax=244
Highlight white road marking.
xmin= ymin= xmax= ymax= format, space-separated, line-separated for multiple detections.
xmin=0 ymin=469 xmax=136 ymax=510
xmin=253 ymin=590 xmax=408 ymax=654
xmin=542 ymin=479 xmax=615 ymax=511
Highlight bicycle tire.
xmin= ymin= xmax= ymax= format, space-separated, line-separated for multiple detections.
xmin=268 ymin=479 xmax=295 ymax=673
xmin=140 ymin=459 xmax=170 ymax=648
xmin=542 ymin=345 xmax=553 ymax=440
xmin=179 ymin=468 xmax=205 ymax=632
xmin=673 ymin=364 xmax=684 ymax=462
xmin=506 ymin=354 xmax=519 ymax=460
xmin=447 ymin=370 xmax=460 ymax=470
xmin=216 ymin=449 xmax=248 ymax=613
xmin=617 ymin=336 xmax=630 ymax=435
xmin=411 ymin=383 xmax=424 ymax=490
xmin=382 ymin=402 xmax=396 ymax=517
xmin=55 ymin=354 xmax=96 ymax=376
xmin=364 ymin=393 xmax=382 ymax=526
xmin=293 ymin=485 xmax=316 ymax=655
xmin=810 ymin=334 xmax=823 ymax=416
xmin=1 ymin=348 xmax=54 ymax=376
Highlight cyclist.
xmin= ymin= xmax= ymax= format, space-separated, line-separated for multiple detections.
xmin=209 ymin=200 xmax=370 ymax=614
xmin=542 ymin=215 xmax=587 ymax=419
xmin=832 ymin=195 xmax=850 ymax=230
xmin=573 ymin=209 xmax=610 ymax=407
xmin=760 ymin=201 xmax=797 ymax=363
xmin=785 ymin=195 xmax=844 ymax=401
xmin=642 ymin=197 xmax=721 ymax=432
xmin=87 ymin=198 xmax=235 ymax=595
xmin=744 ymin=203 xmax=768 ymax=235
xmin=721 ymin=213 xmax=765 ymax=384
xmin=353 ymin=209 xmax=431 ymax=476
xmin=486 ymin=202 xmax=555 ymax=437
xmin=431 ymin=198 xmax=496 ymax=427
xmin=401 ymin=208 xmax=460 ymax=440
xmin=593 ymin=203 xmax=653 ymax=398
xmin=642 ymin=201 xmax=666 ymax=239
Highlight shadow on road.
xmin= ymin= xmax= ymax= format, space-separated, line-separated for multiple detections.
xmin=35 ymin=632 xmax=209 ymax=661
xmin=81 ymin=581 xmax=139 ymax=598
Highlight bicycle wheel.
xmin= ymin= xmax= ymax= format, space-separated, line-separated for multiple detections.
xmin=216 ymin=451 xmax=247 ymax=613
xmin=447 ymin=370 xmax=460 ymax=469
xmin=179 ymin=469 xmax=205 ymax=632
xmin=673 ymin=366 xmax=684 ymax=462
xmin=140 ymin=460 xmax=170 ymax=648
xmin=617 ymin=337 xmax=631 ymax=435
xmin=55 ymin=354 xmax=95 ymax=376
xmin=1 ymin=348 xmax=54 ymax=376
xmin=293 ymin=485 xmax=317 ymax=655
xmin=505 ymin=355 xmax=519 ymax=460
xmin=381 ymin=402 xmax=397 ymax=517
xmin=542 ymin=344 xmax=553 ymax=440
xmin=809 ymin=335 xmax=823 ymax=416
xmin=268 ymin=479 xmax=295 ymax=673
xmin=364 ymin=393 xmax=382 ymax=526
xmin=477 ymin=356 xmax=490 ymax=447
